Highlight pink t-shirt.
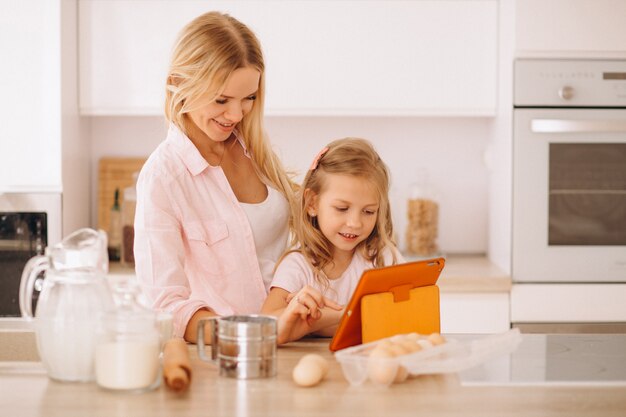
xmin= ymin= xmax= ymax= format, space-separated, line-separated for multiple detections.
xmin=270 ymin=248 xmax=404 ymax=306
xmin=134 ymin=124 xmax=289 ymax=337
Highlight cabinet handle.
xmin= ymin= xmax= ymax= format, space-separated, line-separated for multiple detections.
xmin=531 ymin=119 xmax=626 ymax=133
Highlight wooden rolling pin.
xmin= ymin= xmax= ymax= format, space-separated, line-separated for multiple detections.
xmin=163 ymin=338 xmax=192 ymax=392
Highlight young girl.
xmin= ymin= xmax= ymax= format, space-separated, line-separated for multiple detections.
xmin=262 ymin=138 xmax=404 ymax=344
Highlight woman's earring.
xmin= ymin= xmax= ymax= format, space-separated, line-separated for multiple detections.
xmin=310 ymin=214 xmax=318 ymax=228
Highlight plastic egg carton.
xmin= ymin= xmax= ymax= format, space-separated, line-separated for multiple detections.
xmin=334 ymin=328 xmax=522 ymax=387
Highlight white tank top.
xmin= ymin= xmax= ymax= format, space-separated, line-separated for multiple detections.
xmin=240 ymin=186 xmax=290 ymax=291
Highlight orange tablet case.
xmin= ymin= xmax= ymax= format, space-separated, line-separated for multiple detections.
xmin=329 ymin=257 xmax=445 ymax=352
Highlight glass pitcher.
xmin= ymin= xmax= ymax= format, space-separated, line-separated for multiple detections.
xmin=19 ymin=228 xmax=113 ymax=382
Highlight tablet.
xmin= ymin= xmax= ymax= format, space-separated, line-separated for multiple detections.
xmin=329 ymin=257 xmax=445 ymax=352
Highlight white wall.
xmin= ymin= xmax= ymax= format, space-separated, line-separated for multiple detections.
xmin=89 ymin=116 xmax=490 ymax=254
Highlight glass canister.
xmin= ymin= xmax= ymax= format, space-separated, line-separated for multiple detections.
xmin=405 ymin=170 xmax=440 ymax=258
xmin=95 ymin=281 xmax=160 ymax=392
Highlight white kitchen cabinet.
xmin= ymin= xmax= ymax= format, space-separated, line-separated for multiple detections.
xmin=440 ymin=292 xmax=510 ymax=334
xmin=1 ymin=1 xmax=91 ymax=234
xmin=0 ymin=1 xmax=61 ymax=192
xmin=516 ymin=0 xmax=626 ymax=58
xmin=79 ymin=0 xmax=497 ymax=116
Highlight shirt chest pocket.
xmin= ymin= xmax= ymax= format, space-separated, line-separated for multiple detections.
xmin=183 ymin=220 xmax=235 ymax=276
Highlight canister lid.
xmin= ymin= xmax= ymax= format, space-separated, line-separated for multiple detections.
xmin=101 ymin=278 xmax=157 ymax=334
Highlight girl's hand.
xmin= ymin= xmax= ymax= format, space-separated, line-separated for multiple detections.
xmin=276 ymin=286 xmax=342 ymax=344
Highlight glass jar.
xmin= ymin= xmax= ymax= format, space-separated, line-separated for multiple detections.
xmin=95 ymin=280 xmax=160 ymax=392
xmin=405 ymin=170 xmax=440 ymax=258
xmin=121 ymin=173 xmax=137 ymax=267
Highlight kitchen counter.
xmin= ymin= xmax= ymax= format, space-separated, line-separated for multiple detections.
xmin=1 ymin=334 xmax=625 ymax=417
xmin=435 ymin=255 xmax=510 ymax=293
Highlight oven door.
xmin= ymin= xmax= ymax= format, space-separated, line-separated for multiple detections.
xmin=513 ymin=108 xmax=626 ymax=283
xmin=0 ymin=193 xmax=61 ymax=316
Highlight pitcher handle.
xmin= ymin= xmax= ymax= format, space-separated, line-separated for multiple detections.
xmin=197 ymin=317 xmax=219 ymax=364
xmin=19 ymin=255 xmax=49 ymax=318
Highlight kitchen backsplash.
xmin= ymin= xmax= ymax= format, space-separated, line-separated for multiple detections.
xmin=88 ymin=116 xmax=491 ymax=254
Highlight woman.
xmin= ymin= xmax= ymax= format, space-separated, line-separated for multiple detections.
xmin=134 ymin=11 xmax=297 ymax=342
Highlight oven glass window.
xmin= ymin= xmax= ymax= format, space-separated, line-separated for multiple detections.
xmin=549 ymin=143 xmax=626 ymax=245
xmin=0 ymin=213 xmax=47 ymax=316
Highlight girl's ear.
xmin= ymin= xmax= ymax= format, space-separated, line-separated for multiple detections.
xmin=303 ymin=188 xmax=318 ymax=217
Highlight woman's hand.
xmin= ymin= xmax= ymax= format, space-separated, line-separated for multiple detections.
xmin=276 ymin=285 xmax=343 ymax=344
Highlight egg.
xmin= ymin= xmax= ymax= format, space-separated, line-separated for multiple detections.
xmin=388 ymin=344 xmax=410 ymax=357
xmin=398 ymin=340 xmax=423 ymax=354
xmin=417 ymin=339 xmax=434 ymax=349
xmin=369 ymin=342 xmax=392 ymax=357
xmin=393 ymin=365 xmax=409 ymax=383
xmin=292 ymin=359 xmax=324 ymax=387
xmin=405 ymin=332 xmax=420 ymax=342
xmin=367 ymin=348 xmax=397 ymax=386
xmin=299 ymin=354 xmax=329 ymax=377
xmin=377 ymin=339 xmax=394 ymax=351
xmin=428 ymin=333 xmax=446 ymax=346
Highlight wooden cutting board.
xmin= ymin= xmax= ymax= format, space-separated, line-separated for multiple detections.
xmin=98 ymin=157 xmax=146 ymax=233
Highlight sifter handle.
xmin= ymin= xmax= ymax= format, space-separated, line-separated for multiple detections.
xmin=197 ymin=317 xmax=219 ymax=364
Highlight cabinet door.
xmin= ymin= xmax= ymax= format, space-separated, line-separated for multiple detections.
xmin=516 ymin=0 xmax=626 ymax=58
xmin=79 ymin=0 xmax=497 ymax=116
xmin=440 ymin=293 xmax=510 ymax=334
xmin=0 ymin=1 xmax=61 ymax=192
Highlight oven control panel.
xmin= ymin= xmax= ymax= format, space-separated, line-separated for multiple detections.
xmin=514 ymin=59 xmax=626 ymax=107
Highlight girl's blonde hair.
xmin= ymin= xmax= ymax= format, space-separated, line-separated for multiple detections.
xmin=291 ymin=138 xmax=397 ymax=286
xmin=164 ymin=11 xmax=297 ymax=219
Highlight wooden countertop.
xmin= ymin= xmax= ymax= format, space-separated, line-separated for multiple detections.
xmin=1 ymin=338 xmax=624 ymax=417
xmin=436 ymin=255 xmax=511 ymax=293
xmin=109 ymin=255 xmax=512 ymax=294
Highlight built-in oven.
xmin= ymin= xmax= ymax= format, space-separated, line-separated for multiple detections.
xmin=0 ymin=193 xmax=61 ymax=317
xmin=512 ymin=59 xmax=626 ymax=331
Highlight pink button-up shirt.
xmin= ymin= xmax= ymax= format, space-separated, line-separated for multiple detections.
xmin=134 ymin=124 xmax=286 ymax=337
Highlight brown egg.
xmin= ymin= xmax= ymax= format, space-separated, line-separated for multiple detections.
xmin=398 ymin=340 xmax=423 ymax=354
xmin=428 ymin=333 xmax=446 ymax=346
xmin=370 ymin=341 xmax=392 ymax=356
xmin=404 ymin=332 xmax=420 ymax=342
xmin=292 ymin=359 xmax=324 ymax=387
xmin=367 ymin=348 xmax=397 ymax=386
xmin=388 ymin=343 xmax=410 ymax=357
xmin=417 ymin=339 xmax=434 ymax=350
xmin=394 ymin=365 xmax=409 ymax=383
xmin=299 ymin=353 xmax=330 ymax=377
xmin=377 ymin=339 xmax=394 ymax=350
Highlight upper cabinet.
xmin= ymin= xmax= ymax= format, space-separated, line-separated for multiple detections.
xmin=516 ymin=0 xmax=626 ymax=58
xmin=1 ymin=1 xmax=61 ymax=192
xmin=79 ymin=0 xmax=497 ymax=117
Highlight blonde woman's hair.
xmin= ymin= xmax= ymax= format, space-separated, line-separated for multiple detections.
xmin=289 ymin=138 xmax=397 ymax=287
xmin=164 ymin=11 xmax=297 ymax=221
